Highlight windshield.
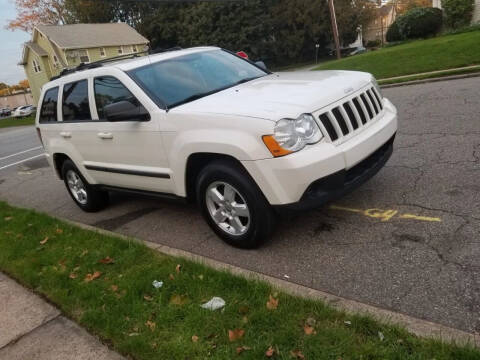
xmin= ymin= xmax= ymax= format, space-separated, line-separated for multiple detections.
xmin=127 ymin=49 xmax=267 ymax=109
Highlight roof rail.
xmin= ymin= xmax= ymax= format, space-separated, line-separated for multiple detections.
xmin=50 ymin=47 xmax=185 ymax=81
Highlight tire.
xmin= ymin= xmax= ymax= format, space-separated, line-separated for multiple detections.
xmin=196 ymin=160 xmax=276 ymax=249
xmin=61 ymin=160 xmax=109 ymax=212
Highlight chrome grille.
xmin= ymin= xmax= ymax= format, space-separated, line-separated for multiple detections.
xmin=318 ymin=86 xmax=383 ymax=143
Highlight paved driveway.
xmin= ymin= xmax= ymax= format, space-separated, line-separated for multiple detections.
xmin=0 ymin=77 xmax=479 ymax=333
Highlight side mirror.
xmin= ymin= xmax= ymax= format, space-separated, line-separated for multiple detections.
xmin=255 ymin=61 xmax=267 ymax=71
xmin=104 ymin=100 xmax=150 ymax=122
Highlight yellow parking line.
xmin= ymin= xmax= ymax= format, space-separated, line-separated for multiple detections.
xmin=399 ymin=214 xmax=442 ymax=222
xmin=329 ymin=205 xmax=442 ymax=223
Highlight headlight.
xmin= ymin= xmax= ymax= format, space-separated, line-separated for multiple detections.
xmin=372 ymin=77 xmax=383 ymax=98
xmin=263 ymin=113 xmax=323 ymax=157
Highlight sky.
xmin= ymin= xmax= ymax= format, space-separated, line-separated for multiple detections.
xmin=0 ymin=0 xmax=30 ymax=85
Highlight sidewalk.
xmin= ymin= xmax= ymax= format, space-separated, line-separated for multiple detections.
xmin=0 ymin=272 xmax=124 ymax=360
xmin=378 ymin=64 xmax=480 ymax=81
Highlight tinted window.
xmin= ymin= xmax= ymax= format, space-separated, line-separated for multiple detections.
xmin=128 ymin=49 xmax=267 ymax=109
xmin=39 ymin=87 xmax=59 ymax=123
xmin=62 ymin=80 xmax=91 ymax=121
xmin=94 ymin=76 xmax=145 ymax=120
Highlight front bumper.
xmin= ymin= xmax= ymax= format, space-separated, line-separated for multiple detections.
xmin=273 ymin=133 xmax=394 ymax=212
xmin=241 ymin=98 xmax=397 ymax=207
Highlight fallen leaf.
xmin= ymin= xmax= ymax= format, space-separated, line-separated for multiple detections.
xmin=175 ymin=264 xmax=181 ymax=273
xmin=110 ymin=285 xmax=118 ymax=292
xmin=290 ymin=350 xmax=305 ymax=359
xmin=303 ymin=325 xmax=316 ymax=335
xmin=169 ymin=294 xmax=188 ymax=305
xmin=144 ymin=295 xmax=153 ymax=301
xmin=80 ymin=249 xmax=88 ymax=257
xmin=236 ymin=346 xmax=251 ymax=354
xmin=378 ymin=331 xmax=385 ymax=341
xmin=84 ymin=271 xmax=102 ymax=282
xmin=69 ymin=272 xmax=77 ymax=279
xmin=169 ymin=274 xmax=175 ymax=280
xmin=228 ymin=329 xmax=245 ymax=342
xmin=40 ymin=237 xmax=49 ymax=245
xmin=265 ymin=346 xmax=275 ymax=357
xmin=145 ymin=320 xmax=156 ymax=332
xmin=99 ymin=256 xmax=114 ymax=264
xmin=344 ymin=320 xmax=351 ymax=325
xmin=4 ymin=216 xmax=12 ymax=221
xmin=238 ymin=305 xmax=249 ymax=314
xmin=192 ymin=335 xmax=199 ymax=343
xmin=305 ymin=317 xmax=316 ymax=326
xmin=128 ymin=332 xmax=139 ymax=337
xmin=266 ymin=295 xmax=278 ymax=310
xmin=198 ymin=274 xmax=204 ymax=280
xmin=242 ymin=316 xmax=248 ymax=324
xmin=73 ymin=266 xmax=80 ymax=272
xmin=56 ymin=228 xmax=63 ymax=234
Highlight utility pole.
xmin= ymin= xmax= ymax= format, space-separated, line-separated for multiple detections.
xmin=328 ymin=0 xmax=342 ymax=60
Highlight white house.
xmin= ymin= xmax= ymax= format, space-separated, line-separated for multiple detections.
xmin=433 ymin=0 xmax=480 ymax=23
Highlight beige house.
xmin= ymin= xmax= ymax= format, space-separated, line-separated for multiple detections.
xmin=19 ymin=23 xmax=149 ymax=104
xmin=363 ymin=4 xmax=397 ymax=45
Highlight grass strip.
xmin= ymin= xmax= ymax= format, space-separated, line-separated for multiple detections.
xmin=313 ymin=30 xmax=480 ymax=79
xmin=0 ymin=201 xmax=478 ymax=359
xmin=0 ymin=115 xmax=35 ymax=129
xmin=379 ymin=68 xmax=480 ymax=86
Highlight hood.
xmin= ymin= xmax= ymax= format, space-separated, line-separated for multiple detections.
xmin=172 ymin=70 xmax=373 ymax=121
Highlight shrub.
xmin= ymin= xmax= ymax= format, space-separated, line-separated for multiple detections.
xmin=386 ymin=21 xmax=402 ymax=42
xmin=387 ymin=7 xmax=443 ymax=42
xmin=366 ymin=39 xmax=381 ymax=48
xmin=442 ymin=0 xmax=474 ymax=28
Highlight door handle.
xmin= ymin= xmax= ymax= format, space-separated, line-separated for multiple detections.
xmin=97 ymin=132 xmax=113 ymax=139
xmin=60 ymin=131 xmax=71 ymax=138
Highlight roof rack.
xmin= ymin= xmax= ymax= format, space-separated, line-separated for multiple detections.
xmin=50 ymin=47 xmax=183 ymax=81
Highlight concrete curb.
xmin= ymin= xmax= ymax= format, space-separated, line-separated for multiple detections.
xmin=380 ymin=72 xmax=480 ymax=89
xmin=62 ymin=217 xmax=480 ymax=348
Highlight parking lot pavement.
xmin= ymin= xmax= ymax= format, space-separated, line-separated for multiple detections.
xmin=0 ymin=77 xmax=479 ymax=333
xmin=0 ymin=126 xmax=45 ymax=173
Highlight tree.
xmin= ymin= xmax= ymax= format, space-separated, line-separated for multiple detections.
xmin=19 ymin=79 xmax=30 ymax=89
xmin=6 ymin=0 xmax=68 ymax=32
xmin=442 ymin=0 xmax=474 ymax=28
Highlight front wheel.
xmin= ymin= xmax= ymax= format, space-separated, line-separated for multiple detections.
xmin=61 ymin=160 xmax=109 ymax=212
xmin=196 ymin=160 xmax=275 ymax=249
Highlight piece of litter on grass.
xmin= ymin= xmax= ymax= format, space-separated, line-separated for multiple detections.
xmin=201 ymin=297 xmax=225 ymax=311
xmin=284 ymin=274 xmax=290 ymax=279
xmin=378 ymin=331 xmax=385 ymax=341
xmin=344 ymin=320 xmax=351 ymax=325
xmin=152 ymin=280 xmax=163 ymax=289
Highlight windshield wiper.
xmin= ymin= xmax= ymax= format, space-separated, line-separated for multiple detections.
xmin=168 ymin=75 xmax=266 ymax=109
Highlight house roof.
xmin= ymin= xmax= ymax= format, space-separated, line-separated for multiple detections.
xmin=25 ymin=41 xmax=48 ymax=57
xmin=18 ymin=41 xmax=48 ymax=65
xmin=36 ymin=23 xmax=149 ymax=49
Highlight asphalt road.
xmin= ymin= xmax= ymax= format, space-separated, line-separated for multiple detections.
xmin=0 ymin=77 xmax=479 ymax=333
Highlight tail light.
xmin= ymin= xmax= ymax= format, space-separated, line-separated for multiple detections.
xmin=36 ymin=127 xmax=44 ymax=148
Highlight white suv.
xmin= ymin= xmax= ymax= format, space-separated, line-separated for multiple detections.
xmin=36 ymin=47 xmax=397 ymax=248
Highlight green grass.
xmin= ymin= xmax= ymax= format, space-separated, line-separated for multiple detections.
xmin=0 ymin=115 xmax=35 ymax=129
xmin=314 ymin=30 xmax=480 ymax=79
xmin=0 ymin=201 xmax=478 ymax=359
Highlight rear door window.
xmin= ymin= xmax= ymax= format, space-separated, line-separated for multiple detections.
xmin=62 ymin=80 xmax=91 ymax=121
xmin=39 ymin=87 xmax=59 ymax=123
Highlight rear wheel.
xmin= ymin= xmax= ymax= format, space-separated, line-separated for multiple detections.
xmin=61 ymin=160 xmax=108 ymax=212
xmin=196 ymin=160 xmax=275 ymax=248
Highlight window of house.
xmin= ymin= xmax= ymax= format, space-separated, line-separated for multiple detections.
xmin=117 ymin=46 xmax=123 ymax=55
xmin=131 ymin=45 xmax=138 ymax=53
xmin=100 ymin=47 xmax=106 ymax=57
xmin=39 ymin=87 xmax=59 ymax=123
xmin=32 ymin=59 xmax=41 ymax=73
xmin=78 ymin=49 xmax=90 ymax=63
xmin=52 ymin=54 xmax=59 ymax=67
xmin=94 ymin=76 xmax=145 ymax=120
xmin=62 ymin=80 xmax=91 ymax=121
